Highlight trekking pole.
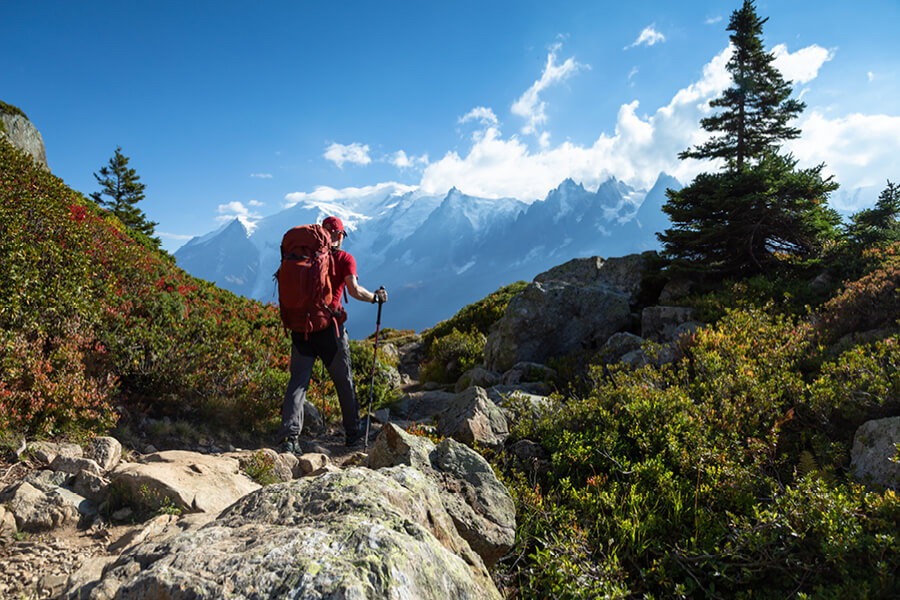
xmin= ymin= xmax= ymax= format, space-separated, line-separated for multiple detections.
xmin=365 ymin=287 xmax=385 ymax=449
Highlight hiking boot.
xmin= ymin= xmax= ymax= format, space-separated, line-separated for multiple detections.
xmin=345 ymin=425 xmax=367 ymax=447
xmin=281 ymin=436 xmax=301 ymax=454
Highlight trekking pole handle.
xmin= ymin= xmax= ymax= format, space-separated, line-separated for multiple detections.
xmin=375 ymin=287 xmax=384 ymax=325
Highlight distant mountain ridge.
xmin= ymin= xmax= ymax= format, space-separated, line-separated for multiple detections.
xmin=175 ymin=173 xmax=681 ymax=331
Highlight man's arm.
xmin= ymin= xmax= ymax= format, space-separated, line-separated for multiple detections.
xmin=344 ymin=274 xmax=387 ymax=303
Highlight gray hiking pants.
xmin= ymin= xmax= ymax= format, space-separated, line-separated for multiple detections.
xmin=280 ymin=323 xmax=359 ymax=439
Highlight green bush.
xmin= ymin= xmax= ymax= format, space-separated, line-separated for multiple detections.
xmin=420 ymin=328 xmax=486 ymax=384
xmin=422 ymin=281 xmax=526 ymax=352
xmin=502 ymin=305 xmax=900 ymax=597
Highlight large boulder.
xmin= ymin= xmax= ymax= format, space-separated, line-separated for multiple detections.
xmin=91 ymin=467 xmax=502 ymax=600
xmin=0 ymin=107 xmax=49 ymax=170
xmin=367 ymin=424 xmax=515 ymax=568
xmin=485 ymin=277 xmax=631 ymax=372
xmin=851 ymin=417 xmax=900 ymax=489
xmin=109 ymin=450 xmax=260 ymax=515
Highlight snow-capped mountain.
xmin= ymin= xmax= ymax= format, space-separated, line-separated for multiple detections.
xmin=174 ymin=173 xmax=681 ymax=331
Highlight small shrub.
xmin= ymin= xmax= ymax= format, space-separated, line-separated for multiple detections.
xmin=241 ymin=450 xmax=281 ymax=486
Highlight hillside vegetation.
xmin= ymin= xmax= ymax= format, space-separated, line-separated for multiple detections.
xmin=0 ymin=138 xmax=394 ymax=445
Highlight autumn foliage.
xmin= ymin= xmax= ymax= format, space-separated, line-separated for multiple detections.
xmin=0 ymin=137 xmax=290 ymax=438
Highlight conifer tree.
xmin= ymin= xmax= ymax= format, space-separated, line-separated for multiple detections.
xmin=91 ymin=146 xmax=160 ymax=246
xmin=679 ymin=0 xmax=804 ymax=171
xmin=659 ymin=0 xmax=839 ymax=275
xmin=845 ymin=180 xmax=900 ymax=247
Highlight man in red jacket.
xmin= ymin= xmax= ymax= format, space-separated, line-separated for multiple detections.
xmin=280 ymin=216 xmax=387 ymax=450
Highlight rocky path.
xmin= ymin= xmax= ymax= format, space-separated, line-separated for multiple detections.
xmin=0 ymin=422 xmax=378 ymax=600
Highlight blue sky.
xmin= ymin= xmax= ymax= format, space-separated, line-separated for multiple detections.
xmin=5 ymin=0 xmax=899 ymax=252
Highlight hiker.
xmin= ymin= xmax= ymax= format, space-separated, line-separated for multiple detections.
xmin=280 ymin=216 xmax=388 ymax=451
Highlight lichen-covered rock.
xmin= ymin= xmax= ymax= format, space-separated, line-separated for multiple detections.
xmin=366 ymin=425 xmax=516 ymax=568
xmin=88 ymin=436 xmax=122 ymax=471
xmin=0 ymin=482 xmax=79 ymax=532
xmin=110 ymin=450 xmax=260 ymax=515
xmin=437 ymin=386 xmax=509 ymax=449
xmin=851 ymin=416 xmax=900 ymax=489
xmin=93 ymin=467 xmax=501 ymax=600
xmin=431 ymin=438 xmax=516 ymax=567
xmin=485 ymin=277 xmax=631 ymax=372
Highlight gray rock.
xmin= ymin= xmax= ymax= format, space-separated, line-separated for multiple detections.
xmin=64 ymin=555 xmax=118 ymax=600
xmin=0 ymin=111 xmax=49 ymax=170
xmin=93 ymin=467 xmax=501 ymax=600
xmin=658 ymin=278 xmax=694 ymax=304
xmin=50 ymin=455 xmax=103 ymax=477
xmin=48 ymin=487 xmax=97 ymax=517
xmin=71 ymin=471 xmax=110 ymax=504
xmin=502 ymin=361 xmax=556 ymax=385
xmin=533 ymin=252 xmax=655 ymax=305
xmin=437 ymin=386 xmax=509 ymax=449
xmin=485 ymin=277 xmax=631 ymax=372
xmin=602 ymin=332 xmax=645 ymax=362
xmin=851 ymin=417 xmax=900 ymax=489
xmin=488 ymin=387 xmax=551 ymax=425
xmin=365 ymin=424 xmax=516 ymax=568
xmin=88 ymin=437 xmax=122 ymax=471
xmin=26 ymin=441 xmax=82 ymax=465
xmin=0 ymin=482 xmax=79 ymax=532
xmin=297 ymin=453 xmax=330 ymax=475
xmin=366 ymin=422 xmax=436 ymax=472
xmin=431 ymin=438 xmax=516 ymax=567
xmin=23 ymin=469 xmax=71 ymax=492
xmin=641 ymin=306 xmax=698 ymax=343
xmin=110 ymin=450 xmax=260 ymax=515
xmin=455 ymin=367 xmax=502 ymax=393
xmin=0 ymin=505 xmax=16 ymax=539
xmin=390 ymin=389 xmax=456 ymax=424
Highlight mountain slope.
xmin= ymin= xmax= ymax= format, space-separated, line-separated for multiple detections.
xmin=0 ymin=137 xmax=287 ymax=438
xmin=176 ymin=174 xmax=682 ymax=330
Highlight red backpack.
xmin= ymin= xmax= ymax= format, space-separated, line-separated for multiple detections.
xmin=276 ymin=224 xmax=338 ymax=335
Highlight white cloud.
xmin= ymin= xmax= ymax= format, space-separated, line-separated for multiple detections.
xmin=324 ymin=142 xmax=371 ymax=168
xmin=284 ymin=181 xmax=417 ymax=209
xmin=511 ymin=42 xmax=588 ymax=147
xmin=786 ymin=111 xmax=900 ymax=210
xmin=157 ymin=231 xmax=194 ymax=241
xmin=625 ymin=24 xmax=666 ymax=49
xmin=705 ymin=16 xmax=723 ymax=25
xmin=868 ymin=71 xmax=875 ymax=82
xmin=250 ymin=173 xmax=273 ymax=179
xmin=248 ymin=200 xmax=265 ymax=207
xmin=389 ymin=150 xmax=429 ymax=169
xmin=771 ymin=44 xmax=834 ymax=84
xmin=459 ymin=106 xmax=499 ymax=127
xmin=216 ymin=200 xmax=263 ymax=232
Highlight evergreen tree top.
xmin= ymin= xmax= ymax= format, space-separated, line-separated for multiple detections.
xmin=680 ymin=0 xmax=805 ymax=171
